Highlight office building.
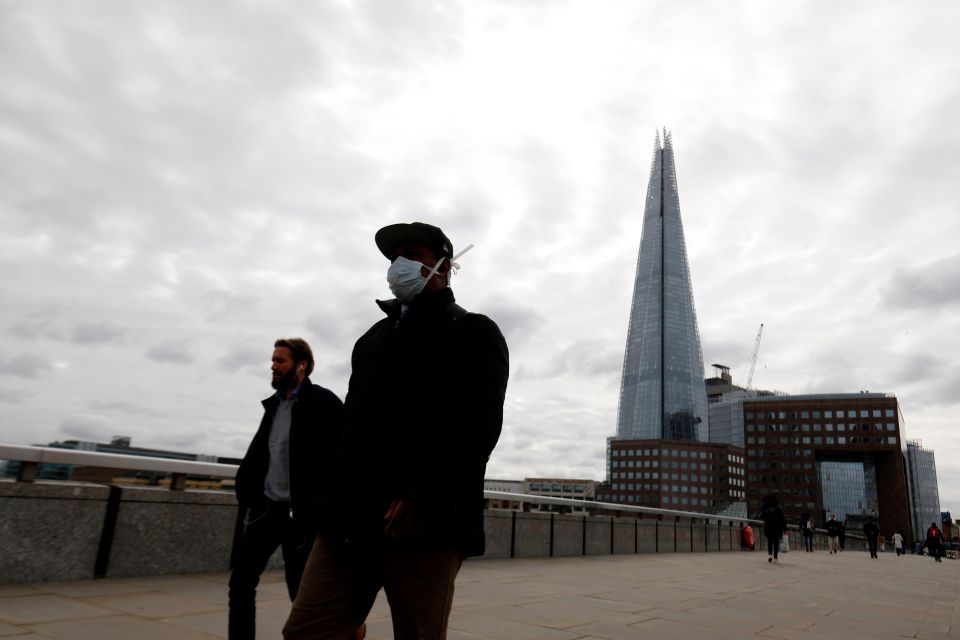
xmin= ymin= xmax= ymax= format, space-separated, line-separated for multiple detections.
xmin=616 ymin=130 xmax=709 ymax=442
xmin=524 ymin=478 xmax=596 ymax=513
xmin=906 ymin=440 xmax=942 ymax=541
xmin=600 ymin=439 xmax=745 ymax=513
xmin=710 ymin=392 xmax=914 ymax=541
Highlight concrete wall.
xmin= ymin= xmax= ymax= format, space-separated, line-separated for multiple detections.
xmin=0 ymin=481 xmax=288 ymax=584
xmin=106 ymin=486 xmax=239 ymax=577
xmin=0 ymin=480 xmax=109 ymax=583
xmin=553 ymin=514 xmax=585 ymax=557
xmin=2 ymin=481 xmax=774 ymax=584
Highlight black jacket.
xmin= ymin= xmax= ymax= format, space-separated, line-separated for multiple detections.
xmin=826 ymin=519 xmax=843 ymax=537
xmin=926 ymin=526 xmax=944 ymax=549
xmin=863 ymin=522 xmax=880 ymax=540
xmin=321 ymin=288 xmax=509 ymax=557
xmin=235 ymin=378 xmax=344 ymax=531
xmin=761 ymin=506 xmax=787 ymax=539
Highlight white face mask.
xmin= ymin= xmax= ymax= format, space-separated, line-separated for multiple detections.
xmin=386 ymin=256 xmax=446 ymax=303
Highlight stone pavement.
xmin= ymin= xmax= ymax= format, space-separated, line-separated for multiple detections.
xmin=0 ymin=549 xmax=956 ymax=639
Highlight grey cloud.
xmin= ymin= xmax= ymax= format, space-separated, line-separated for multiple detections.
xmin=199 ymin=290 xmax=260 ymax=322
xmin=8 ymin=308 xmax=65 ymax=341
xmin=0 ymin=353 xmax=53 ymax=378
xmin=146 ymin=340 xmax=195 ymax=365
xmin=909 ymin=378 xmax=960 ymax=410
xmin=59 ymin=416 xmax=111 ymax=441
xmin=218 ymin=345 xmax=266 ymax=374
xmin=71 ymin=320 xmax=127 ymax=345
xmin=887 ymin=353 xmax=947 ymax=389
xmin=475 ymin=297 xmax=542 ymax=345
xmin=0 ymin=387 xmax=26 ymax=403
xmin=304 ymin=310 xmax=359 ymax=350
xmin=537 ymin=340 xmax=623 ymax=380
xmin=88 ymin=400 xmax=165 ymax=419
xmin=880 ymin=254 xmax=960 ymax=310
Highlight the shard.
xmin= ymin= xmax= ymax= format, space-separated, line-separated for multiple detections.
xmin=616 ymin=130 xmax=708 ymax=441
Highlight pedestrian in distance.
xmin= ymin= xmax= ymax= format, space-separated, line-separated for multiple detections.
xmin=839 ymin=517 xmax=847 ymax=551
xmin=800 ymin=511 xmax=815 ymax=552
xmin=892 ymin=531 xmax=904 ymax=557
xmin=283 ymin=222 xmax=509 ymax=640
xmin=863 ymin=519 xmax=880 ymax=559
xmin=826 ymin=514 xmax=842 ymax=554
xmin=229 ymin=339 xmax=345 ymax=640
xmin=759 ymin=495 xmax=787 ymax=563
xmin=926 ymin=522 xmax=945 ymax=563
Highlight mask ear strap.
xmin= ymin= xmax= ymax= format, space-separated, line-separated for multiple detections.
xmin=448 ymin=244 xmax=474 ymax=275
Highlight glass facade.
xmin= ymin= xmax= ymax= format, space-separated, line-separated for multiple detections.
xmin=616 ymin=130 xmax=708 ymax=441
xmin=906 ymin=441 xmax=941 ymax=540
xmin=817 ymin=458 xmax=878 ymax=522
xmin=707 ymin=391 xmax=750 ymax=447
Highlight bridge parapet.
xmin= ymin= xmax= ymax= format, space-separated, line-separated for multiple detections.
xmin=2 ymin=445 xmax=864 ymax=584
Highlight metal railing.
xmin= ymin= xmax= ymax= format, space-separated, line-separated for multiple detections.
xmin=0 ymin=443 xmax=237 ymax=490
xmin=483 ymin=490 xmax=761 ymax=525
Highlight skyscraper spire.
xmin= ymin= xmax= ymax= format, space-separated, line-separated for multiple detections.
xmin=616 ymin=130 xmax=708 ymax=441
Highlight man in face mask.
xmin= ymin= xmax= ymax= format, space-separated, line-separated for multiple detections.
xmin=284 ymin=223 xmax=509 ymax=640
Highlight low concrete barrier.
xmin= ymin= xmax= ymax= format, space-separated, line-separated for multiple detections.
xmin=5 ymin=480 xmax=839 ymax=584
xmin=0 ymin=480 xmax=109 ymax=582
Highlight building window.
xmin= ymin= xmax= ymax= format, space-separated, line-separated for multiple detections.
xmin=887 ymin=436 xmax=897 ymax=444
xmin=838 ymin=437 xmax=846 ymax=444
xmin=885 ymin=409 xmax=894 ymax=417
xmin=886 ymin=423 xmax=895 ymax=431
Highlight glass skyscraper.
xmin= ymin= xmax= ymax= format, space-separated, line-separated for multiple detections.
xmin=616 ymin=130 xmax=708 ymax=441
xmin=906 ymin=440 xmax=941 ymax=541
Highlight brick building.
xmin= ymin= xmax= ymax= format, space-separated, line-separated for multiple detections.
xmin=600 ymin=439 xmax=745 ymax=513
xmin=739 ymin=393 xmax=912 ymax=541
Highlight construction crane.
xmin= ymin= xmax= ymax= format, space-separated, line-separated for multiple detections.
xmin=745 ymin=323 xmax=764 ymax=390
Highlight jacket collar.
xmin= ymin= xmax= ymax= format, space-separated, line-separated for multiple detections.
xmin=376 ymin=287 xmax=455 ymax=318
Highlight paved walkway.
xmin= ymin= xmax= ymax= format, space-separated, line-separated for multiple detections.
xmin=0 ymin=550 xmax=956 ymax=639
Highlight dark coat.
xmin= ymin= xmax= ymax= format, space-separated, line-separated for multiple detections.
xmin=320 ymin=287 xmax=509 ymax=557
xmin=826 ymin=519 xmax=843 ymax=538
xmin=863 ymin=522 xmax=880 ymax=541
xmin=926 ymin=526 xmax=944 ymax=550
xmin=235 ymin=378 xmax=344 ymax=531
xmin=761 ymin=505 xmax=787 ymax=540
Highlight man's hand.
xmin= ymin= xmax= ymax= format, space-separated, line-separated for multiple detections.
xmin=384 ymin=499 xmax=421 ymax=539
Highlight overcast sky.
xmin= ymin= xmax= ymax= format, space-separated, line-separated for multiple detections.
xmin=2 ymin=2 xmax=959 ymax=509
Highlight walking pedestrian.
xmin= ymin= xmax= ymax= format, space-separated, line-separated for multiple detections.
xmin=892 ymin=531 xmax=904 ymax=557
xmin=863 ymin=519 xmax=880 ymax=559
xmin=926 ymin=522 xmax=945 ymax=563
xmin=759 ymin=496 xmax=787 ymax=563
xmin=826 ymin=514 xmax=842 ymax=554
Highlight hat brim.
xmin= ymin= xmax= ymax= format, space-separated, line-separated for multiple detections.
xmin=375 ymin=223 xmax=447 ymax=260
